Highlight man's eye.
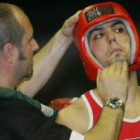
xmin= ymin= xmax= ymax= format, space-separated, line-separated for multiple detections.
xmin=115 ymin=28 xmax=124 ymax=33
xmin=94 ymin=33 xmax=103 ymax=39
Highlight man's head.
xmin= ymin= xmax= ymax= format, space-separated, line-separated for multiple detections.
xmin=74 ymin=2 xmax=140 ymax=80
xmin=88 ymin=19 xmax=130 ymax=67
xmin=0 ymin=3 xmax=39 ymax=84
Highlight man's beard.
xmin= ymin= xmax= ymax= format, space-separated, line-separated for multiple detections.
xmin=26 ymin=66 xmax=33 ymax=79
xmin=18 ymin=49 xmax=33 ymax=79
xmin=107 ymin=55 xmax=129 ymax=66
xmin=18 ymin=49 xmax=27 ymax=61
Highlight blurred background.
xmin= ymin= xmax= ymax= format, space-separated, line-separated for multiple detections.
xmin=1 ymin=0 xmax=140 ymax=104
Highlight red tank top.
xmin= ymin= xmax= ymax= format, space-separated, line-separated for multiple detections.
xmin=82 ymin=90 xmax=140 ymax=140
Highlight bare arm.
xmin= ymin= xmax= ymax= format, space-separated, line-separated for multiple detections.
xmin=84 ymin=106 xmax=124 ymax=140
xmin=86 ymin=62 xmax=128 ymax=140
xmin=18 ymin=11 xmax=81 ymax=97
xmin=56 ymin=98 xmax=90 ymax=133
xmin=57 ymin=62 xmax=129 ymax=140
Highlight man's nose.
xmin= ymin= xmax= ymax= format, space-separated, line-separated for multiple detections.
xmin=107 ymin=32 xmax=116 ymax=44
xmin=32 ymin=39 xmax=39 ymax=52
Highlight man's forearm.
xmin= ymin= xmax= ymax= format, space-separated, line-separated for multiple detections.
xmin=84 ymin=106 xmax=123 ymax=140
xmin=18 ymin=29 xmax=72 ymax=97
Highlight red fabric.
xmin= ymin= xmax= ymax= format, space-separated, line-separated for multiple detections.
xmin=49 ymin=98 xmax=73 ymax=110
xmin=84 ymin=91 xmax=101 ymax=125
xmin=83 ymin=90 xmax=140 ymax=140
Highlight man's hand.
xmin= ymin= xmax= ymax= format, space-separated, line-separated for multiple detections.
xmin=97 ymin=62 xmax=129 ymax=104
xmin=61 ymin=10 xmax=81 ymax=38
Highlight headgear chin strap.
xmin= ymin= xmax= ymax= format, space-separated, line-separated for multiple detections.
xmin=73 ymin=2 xmax=140 ymax=81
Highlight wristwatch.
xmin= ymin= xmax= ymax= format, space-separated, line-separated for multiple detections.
xmin=105 ymin=97 xmax=125 ymax=111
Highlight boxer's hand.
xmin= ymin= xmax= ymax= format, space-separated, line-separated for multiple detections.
xmin=97 ymin=62 xmax=129 ymax=104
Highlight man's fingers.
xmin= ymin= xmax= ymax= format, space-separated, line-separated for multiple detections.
xmin=62 ymin=10 xmax=81 ymax=37
xmin=97 ymin=69 xmax=102 ymax=86
xmin=121 ymin=61 xmax=128 ymax=76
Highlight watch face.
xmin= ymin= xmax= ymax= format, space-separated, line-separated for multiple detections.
xmin=109 ymin=98 xmax=118 ymax=108
xmin=106 ymin=98 xmax=124 ymax=111
xmin=111 ymin=98 xmax=120 ymax=107
xmin=111 ymin=98 xmax=119 ymax=104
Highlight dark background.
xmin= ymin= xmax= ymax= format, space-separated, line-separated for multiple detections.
xmin=1 ymin=0 xmax=140 ymax=104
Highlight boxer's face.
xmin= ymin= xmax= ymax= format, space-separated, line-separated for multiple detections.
xmin=88 ymin=20 xmax=130 ymax=67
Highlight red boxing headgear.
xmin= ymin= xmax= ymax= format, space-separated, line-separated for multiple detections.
xmin=73 ymin=2 xmax=140 ymax=80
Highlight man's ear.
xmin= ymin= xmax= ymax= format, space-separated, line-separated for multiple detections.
xmin=2 ymin=43 xmax=16 ymax=64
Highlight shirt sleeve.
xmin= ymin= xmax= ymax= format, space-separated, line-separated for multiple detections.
xmin=3 ymin=99 xmax=76 ymax=140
